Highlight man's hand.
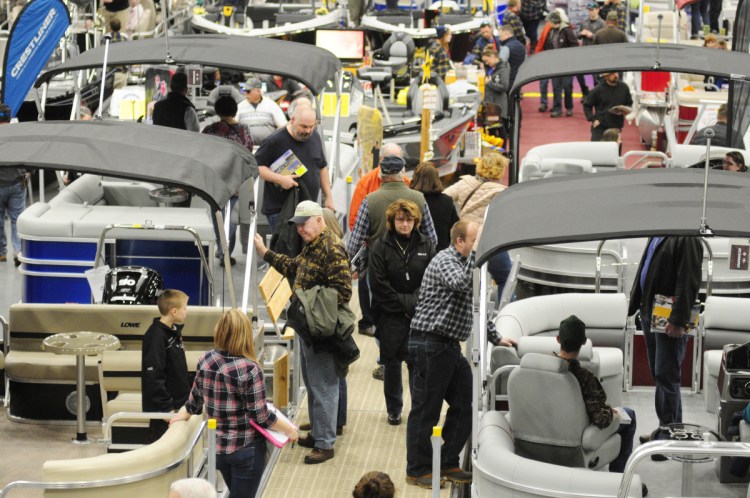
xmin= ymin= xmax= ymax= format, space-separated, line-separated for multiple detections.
xmin=497 ymin=337 xmax=517 ymax=347
xmin=665 ymin=323 xmax=686 ymax=339
xmin=277 ymin=174 xmax=299 ymax=190
xmin=352 ymin=271 xmax=359 ymax=280
xmin=593 ymin=119 xmax=600 ymax=128
xmin=581 ymin=29 xmax=591 ymax=38
xmin=324 ymin=198 xmax=335 ymax=211
xmin=254 ymin=233 xmax=268 ymax=257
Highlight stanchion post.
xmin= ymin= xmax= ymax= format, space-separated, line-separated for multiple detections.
xmin=431 ymin=425 xmax=443 ymax=496
xmin=207 ymin=418 xmax=217 ymax=488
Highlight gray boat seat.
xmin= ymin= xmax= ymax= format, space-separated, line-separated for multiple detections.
xmin=372 ymin=32 xmax=416 ymax=77
xmin=207 ymin=85 xmax=245 ymax=107
xmin=357 ymin=67 xmax=393 ymax=86
xmin=508 ymin=353 xmax=621 ymax=470
xmin=476 ymin=410 xmax=642 ymax=497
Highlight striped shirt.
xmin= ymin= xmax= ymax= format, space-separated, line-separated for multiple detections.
xmin=410 ymin=246 xmax=502 ymax=344
xmin=185 ymin=349 xmax=277 ymax=454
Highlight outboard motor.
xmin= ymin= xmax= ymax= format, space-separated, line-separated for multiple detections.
xmin=103 ymin=266 xmax=164 ymax=305
xmin=716 ymin=342 xmax=750 ymax=483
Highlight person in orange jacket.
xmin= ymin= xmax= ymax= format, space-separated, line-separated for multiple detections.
xmin=535 ymin=9 xmax=560 ymax=113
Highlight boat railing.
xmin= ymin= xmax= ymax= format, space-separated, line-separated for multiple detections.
xmin=617 ymin=440 xmax=750 ymax=498
xmin=93 ymin=222 xmax=214 ymax=305
xmin=102 ymin=411 xmax=178 ymax=444
xmin=0 ymin=419 xmax=208 ymax=497
xmin=622 ymin=150 xmax=669 ymax=169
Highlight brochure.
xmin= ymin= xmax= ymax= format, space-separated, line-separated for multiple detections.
xmin=270 ymin=149 xmax=308 ymax=177
xmin=249 ymin=403 xmax=296 ymax=448
xmin=613 ymin=407 xmax=631 ymax=425
xmin=650 ymin=294 xmax=700 ymax=333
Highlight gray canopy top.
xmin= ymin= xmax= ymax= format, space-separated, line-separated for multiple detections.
xmin=0 ymin=120 xmax=257 ymax=212
xmin=475 ymin=168 xmax=750 ymax=265
xmin=509 ymin=43 xmax=750 ymax=99
xmin=35 ymin=34 xmax=342 ymax=95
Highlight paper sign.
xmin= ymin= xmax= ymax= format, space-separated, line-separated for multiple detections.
xmin=729 ymin=238 xmax=750 ymax=271
xmin=421 ymin=85 xmax=439 ymax=111
xmin=85 ymin=265 xmax=110 ymax=304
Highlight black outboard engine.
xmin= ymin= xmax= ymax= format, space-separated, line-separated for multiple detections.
xmin=717 ymin=342 xmax=750 ymax=483
xmin=103 ymin=266 xmax=164 ymax=305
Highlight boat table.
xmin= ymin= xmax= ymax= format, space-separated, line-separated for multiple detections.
xmin=42 ymin=332 xmax=121 ymax=443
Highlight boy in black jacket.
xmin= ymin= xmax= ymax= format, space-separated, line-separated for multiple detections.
xmin=142 ymin=289 xmax=191 ymax=442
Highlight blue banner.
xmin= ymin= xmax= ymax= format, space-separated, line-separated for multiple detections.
xmin=1 ymin=0 xmax=71 ymax=117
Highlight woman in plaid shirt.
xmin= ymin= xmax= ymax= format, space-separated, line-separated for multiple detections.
xmin=171 ymin=310 xmax=298 ymax=497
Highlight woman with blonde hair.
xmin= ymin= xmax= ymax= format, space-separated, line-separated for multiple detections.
xmin=171 ymin=309 xmax=298 ymax=497
xmin=443 ymin=152 xmax=511 ymax=292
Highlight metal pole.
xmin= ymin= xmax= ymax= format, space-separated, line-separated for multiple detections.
xmin=431 ymin=426 xmax=443 ymax=495
xmin=700 ymin=129 xmax=714 ymax=235
xmin=164 ymin=0 xmax=174 ymax=63
xmin=215 ymin=210 xmax=237 ymax=308
xmin=96 ymin=35 xmax=112 ymax=119
xmin=74 ymin=354 xmax=88 ymax=443
xmin=330 ymin=70 xmax=344 ymax=184
xmin=653 ymin=14 xmax=663 ymax=69
xmin=241 ymin=178 xmax=260 ymax=314
xmin=207 ymin=418 xmax=217 ymax=488
xmin=474 ymin=263 xmax=488 ymax=453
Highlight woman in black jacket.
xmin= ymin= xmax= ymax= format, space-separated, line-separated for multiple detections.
xmin=411 ymin=161 xmax=459 ymax=251
xmin=369 ymin=200 xmax=436 ymax=426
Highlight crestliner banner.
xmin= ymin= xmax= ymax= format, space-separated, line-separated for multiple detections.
xmin=1 ymin=0 xmax=71 ymax=117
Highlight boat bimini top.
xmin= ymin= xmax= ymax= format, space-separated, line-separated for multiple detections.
xmin=475 ymin=168 xmax=750 ymax=266
xmin=0 ymin=120 xmax=257 ymax=213
xmin=507 ymin=43 xmax=750 ymax=183
xmin=34 ymin=34 xmax=342 ymax=96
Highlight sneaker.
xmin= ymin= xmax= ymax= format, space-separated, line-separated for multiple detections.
xmin=441 ymin=467 xmax=473 ymax=484
xmin=642 ymin=482 xmax=649 ymax=496
xmin=218 ymin=257 xmax=237 ymax=267
xmin=304 ymin=447 xmax=334 ymax=464
xmin=565 ymin=110 xmax=574 ymax=117
xmin=638 ymin=434 xmax=652 ymax=445
xmin=358 ymin=326 xmax=375 ymax=337
xmin=538 ymin=104 xmax=548 ymax=112
xmin=372 ymin=365 xmax=384 ymax=381
xmin=406 ymin=474 xmax=445 ymax=489
xmin=550 ymin=111 xmax=562 ymax=118
xmin=387 ymin=413 xmax=401 ymax=426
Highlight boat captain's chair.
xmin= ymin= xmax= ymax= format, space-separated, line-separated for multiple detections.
xmin=406 ymin=74 xmax=451 ymax=117
xmin=372 ymin=32 xmax=416 ymax=81
xmin=508 ymin=353 xmax=621 ymax=470
xmin=207 ymin=85 xmax=245 ymax=107
xmin=357 ymin=67 xmax=394 ymax=125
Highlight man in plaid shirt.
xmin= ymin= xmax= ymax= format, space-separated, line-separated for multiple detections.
xmin=406 ymin=220 xmax=515 ymax=488
xmin=502 ymin=0 xmax=527 ymax=45
xmin=519 ymin=0 xmax=546 ymax=52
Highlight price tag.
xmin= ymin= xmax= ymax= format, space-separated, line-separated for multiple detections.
xmin=421 ymin=84 xmax=439 ymax=111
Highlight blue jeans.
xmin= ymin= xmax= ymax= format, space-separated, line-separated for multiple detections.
xmin=406 ymin=334 xmax=472 ymax=476
xmin=552 ymin=76 xmax=574 ymax=113
xmin=609 ymin=406 xmax=637 ymax=472
xmin=642 ymin=307 xmax=689 ymax=426
xmin=216 ymin=438 xmax=266 ymax=498
xmin=539 ymin=79 xmax=550 ymax=106
xmin=338 ymin=377 xmax=347 ymax=428
xmin=266 ymin=212 xmax=281 ymax=236
xmin=216 ymin=195 xmax=238 ymax=258
xmin=299 ymin=338 xmax=339 ymax=450
xmin=0 ymin=181 xmax=25 ymax=256
xmin=690 ymin=0 xmax=709 ymax=35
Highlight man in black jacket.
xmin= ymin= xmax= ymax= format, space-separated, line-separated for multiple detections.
xmin=583 ymin=72 xmax=633 ymax=141
xmin=142 ymin=289 xmax=191 ymax=442
xmin=628 ymin=237 xmax=703 ymax=453
xmin=152 ymin=72 xmax=199 ymax=132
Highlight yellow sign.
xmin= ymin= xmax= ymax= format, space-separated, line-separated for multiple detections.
xmin=321 ymin=93 xmax=350 ymax=117
xmin=119 ymin=99 xmax=146 ymax=121
xmin=223 ymin=5 xmax=234 ymax=16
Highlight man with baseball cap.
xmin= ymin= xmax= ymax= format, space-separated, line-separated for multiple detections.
xmin=576 ymin=2 xmax=605 ymax=98
xmin=556 ymin=315 xmax=645 ymax=494
xmin=254 ymin=199 xmax=352 ymax=464
xmin=593 ymin=10 xmax=629 ymax=45
xmin=236 ymin=74 xmax=287 ymax=145
xmin=347 ymin=143 xmax=437 ymax=275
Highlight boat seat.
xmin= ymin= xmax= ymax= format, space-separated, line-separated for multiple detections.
xmin=491 ymin=335 xmax=623 ymax=408
xmin=640 ymin=10 xmax=688 ymax=42
xmin=701 ymin=296 xmax=750 ymax=413
xmin=541 ymin=158 xmax=593 ymax=178
xmin=372 ymin=31 xmax=416 ymax=78
xmin=522 ymin=141 xmax=620 ymax=173
xmin=407 ymin=75 xmax=450 ymax=116
xmin=508 ymin=353 xmax=621 ymax=470
xmin=40 ymin=415 xmax=205 ymax=497
xmin=357 ymin=67 xmax=393 ymax=86
xmin=50 ymin=174 xmax=106 ymax=207
xmin=207 ymin=84 xmax=244 ymax=106
xmin=475 ymin=411 xmax=642 ymax=497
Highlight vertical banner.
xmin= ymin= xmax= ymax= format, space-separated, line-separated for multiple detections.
xmin=1 ymin=0 xmax=71 ymax=117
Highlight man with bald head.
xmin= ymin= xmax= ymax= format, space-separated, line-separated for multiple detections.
xmin=255 ymin=104 xmax=334 ymax=234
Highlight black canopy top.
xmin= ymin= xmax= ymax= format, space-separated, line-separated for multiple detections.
xmin=0 ymin=120 xmax=257 ymax=212
xmin=475 ymin=168 xmax=750 ymax=265
xmin=35 ymin=35 xmax=342 ymax=95
xmin=510 ymin=43 xmax=750 ymax=99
